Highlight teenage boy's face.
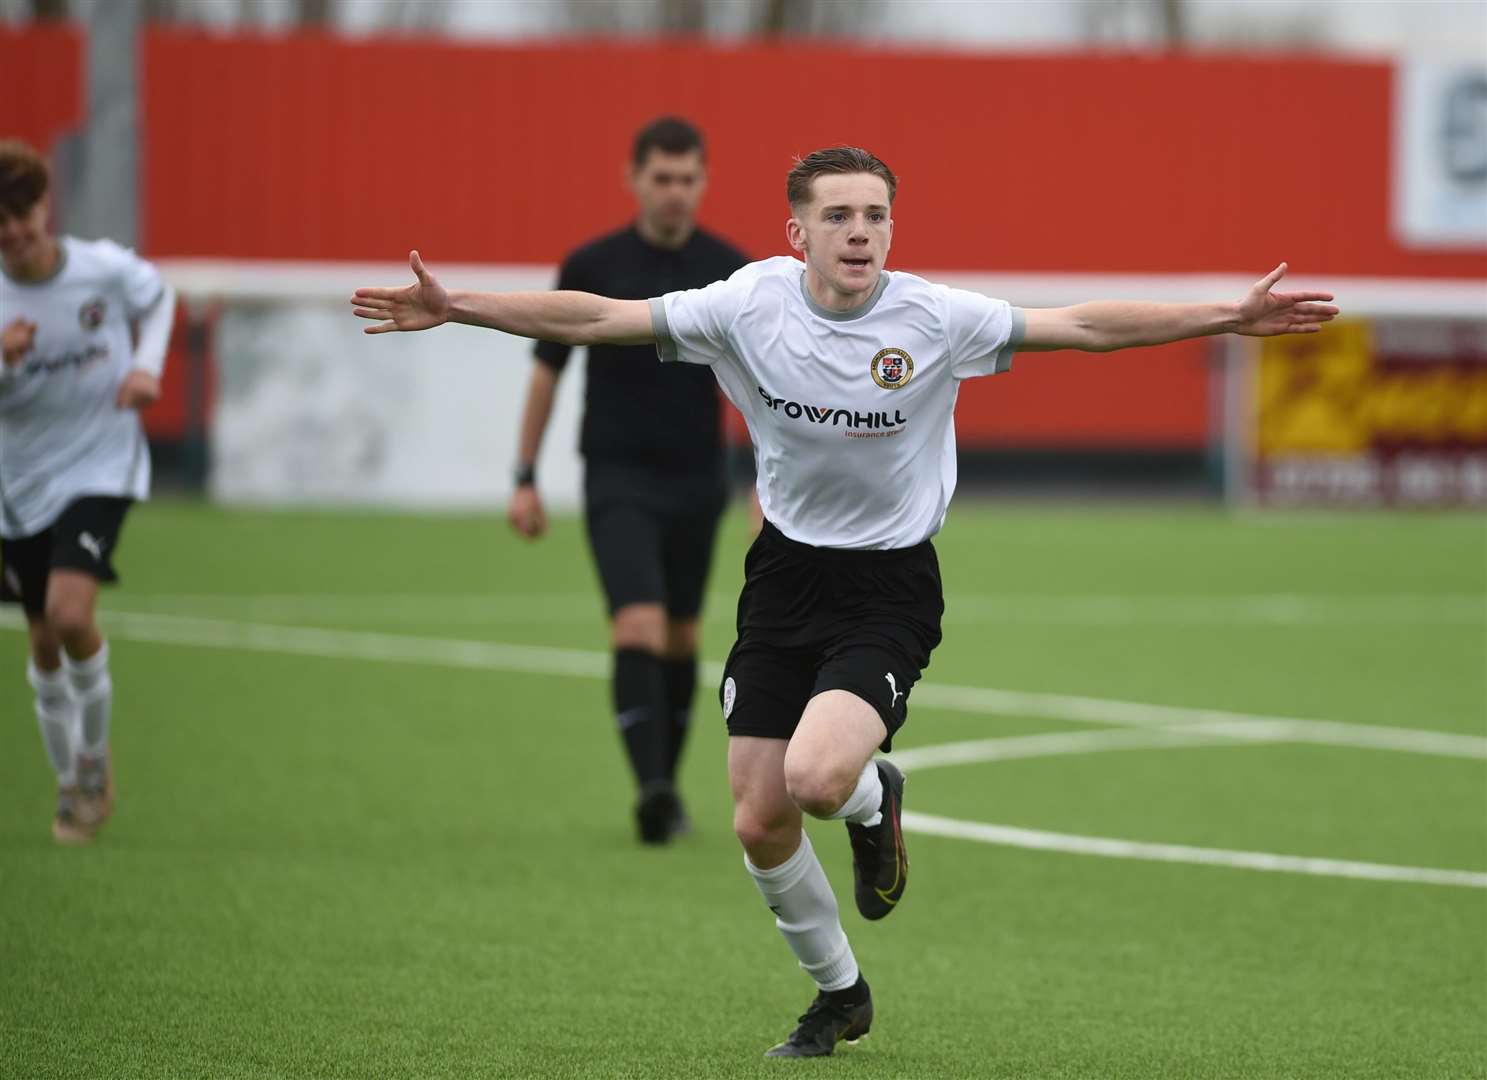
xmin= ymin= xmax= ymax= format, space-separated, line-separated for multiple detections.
xmin=787 ymin=172 xmax=894 ymax=301
xmin=0 ymin=197 xmax=50 ymax=269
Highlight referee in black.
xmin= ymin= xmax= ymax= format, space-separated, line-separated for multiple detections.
xmin=507 ymin=117 xmax=748 ymax=845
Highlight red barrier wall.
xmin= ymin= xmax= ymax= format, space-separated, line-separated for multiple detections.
xmin=134 ymin=33 xmax=1485 ymax=450
xmin=14 ymin=29 xmax=1487 ymax=451
xmin=0 ymin=24 xmax=84 ymax=152
xmin=140 ymin=32 xmax=1485 ymax=280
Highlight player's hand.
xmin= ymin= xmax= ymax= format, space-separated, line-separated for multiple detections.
xmin=1233 ymin=264 xmax=1339 ymax=337
xmin=350 ymin=250 xmax=450 ymax=334
xmin=116 ymin=369 xmax=161 ymax=410
xmin=2 ymin=317 xmax=37 ymax=367
xmin=507 ymin=484 xmax=548 ymax=540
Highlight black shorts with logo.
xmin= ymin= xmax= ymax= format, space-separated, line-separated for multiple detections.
xmin=583 ymin=461 xmax=727 ymax=618
xmin=0 ymin=496 xmax=133 ymax=617
xmin=719 ymin=521 xmax=944 ymax=753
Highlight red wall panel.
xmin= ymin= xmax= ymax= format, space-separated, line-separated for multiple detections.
xmin=141 ymin=32 xmax=1486 ymax=279
xmin=956 ymin=341 xmax=1212 ymax=446
xmin=0 ymin=24 xmax=84 ymax=152
xmin=130 ymin=33 xmax=1483 ymax=452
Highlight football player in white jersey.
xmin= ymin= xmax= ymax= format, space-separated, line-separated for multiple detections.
xmin=350 ymin=146 xmax=1337 ymax=1058
xmin=0 ymin=139 xmax=176 ymax=844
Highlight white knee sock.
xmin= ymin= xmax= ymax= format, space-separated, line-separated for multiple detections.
xmin=28 ymin=660 xmax=78 ymax=787
xmin=64 ymin=641 xmax=111 ymax=757
xmin=828 ymin=760 xmax=883 ymax=827
xmin=745 ymin=832 xmax=860 ymax=992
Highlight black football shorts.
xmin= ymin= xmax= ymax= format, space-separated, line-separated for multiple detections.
xmin=0 ymin=496 xmax=134 ymax=617
xmin=719 ymin=521 xmax=944 ymax=753
xmin=583 ymin=461 xmax=727 ymax=619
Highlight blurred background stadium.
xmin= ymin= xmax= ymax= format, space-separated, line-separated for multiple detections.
xmin=2 ymin=2 xmax=1484 ymax=1078
xmin=5 ymin=0 xmax=1485 ymax=506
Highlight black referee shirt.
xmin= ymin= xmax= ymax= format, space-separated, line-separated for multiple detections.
xmin=535 ymin=224 xmax=748 ymax=472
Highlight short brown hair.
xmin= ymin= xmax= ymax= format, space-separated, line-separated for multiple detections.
xmin=0 ymin=139 xmax=50 ymax=219
xmin=786 ymin=146 xmax=897 ymax=208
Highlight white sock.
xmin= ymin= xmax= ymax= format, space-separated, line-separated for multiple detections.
xmin=64 ymin=641 xmax=111 ymax=757
xmin=745 ymin=832 xmax=860 ymax=992
xmin=828 ymin=760 xmax=883 ymax=827
xmin=28 ymin=660 xmax=78 ymax=787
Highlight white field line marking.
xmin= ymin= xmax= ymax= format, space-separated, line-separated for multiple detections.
xmin=1 ymin=608 xmax=1482 ymax=760
xmin=99 ymin=592 xmax=607 ymax=625
xmin=907 ymin=684 xmax=1487 ymax=759
xmin=901 ymin=812 xmax=1487 ymax=889
xmin=0 ymin=609 xmax=609 ymax=679
xmin=886 ymin=720 xmax=1487 ymax=773
xmin=92 ymin=590 xmax=1486 ymax=626
xmin=4 ymin=608 xmax=1479 ymax=887
xmin=886 ymin=726 xmax=1290 ymax=772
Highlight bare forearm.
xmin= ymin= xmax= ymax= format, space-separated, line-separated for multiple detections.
xmin=448 ymin=290 xmax=651 ymax=346
xmin=1022 ymin=265 xmax=1339 ymax=354
xmin=1068 ymin=300 xmax=1240 ymax=352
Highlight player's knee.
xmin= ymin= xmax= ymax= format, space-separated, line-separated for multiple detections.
xmin=782 ymin=758 xmax=854 ymax=819
xmin=733 ymin=805 xmax=794 ymax=855
xmin=611 ymin=604 xmax=666 ymax=652
xmin=43 ymin=598 xmax=94 ymax=645
xmin=731 ymin=809 xmax=772 ymax=851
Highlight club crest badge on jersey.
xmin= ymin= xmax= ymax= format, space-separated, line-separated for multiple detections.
xmin=78 ymin=297 xmax=107 ymax=331
xmin=870 ymin=347 xmax=914 ymax=390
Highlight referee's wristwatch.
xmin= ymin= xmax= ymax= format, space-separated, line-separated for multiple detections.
xmin=513 ymin=463 xmax=537 ymax=488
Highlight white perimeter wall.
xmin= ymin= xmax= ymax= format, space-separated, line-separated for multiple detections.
xmin=189 ymin=265 xmax=590 ymax=510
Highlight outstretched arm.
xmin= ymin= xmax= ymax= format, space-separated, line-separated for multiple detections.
xmin=1021 ymin=263 xmax=1338 ymax=353
xmin=351 ymin=251 xmax=655 ymax=346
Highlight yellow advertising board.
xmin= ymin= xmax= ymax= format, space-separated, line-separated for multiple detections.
xmin=1251 ymin=319 xmax=1487 ymax=505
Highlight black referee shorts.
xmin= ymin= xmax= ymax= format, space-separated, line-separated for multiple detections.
xmin=0 ymin=496 xmax=133 ymax=617
xmin=583 ymin=461 xmax=727 ymax=619
xmin=719 ymin=521 xmax=944 ymax=753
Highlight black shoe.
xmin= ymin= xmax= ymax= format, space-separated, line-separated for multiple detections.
xmin=636 ymin=786 xmax=681 ymax=845
xmin=846 ymin=760 xmax=907 ymax=920
xmin=763 ymin=979 xmax=873 ymax=1058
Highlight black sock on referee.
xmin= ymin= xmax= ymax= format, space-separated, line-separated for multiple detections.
xmin=663 ymin=656 xmax=697 ymax=783
xmin=613 ymin=648 xmax=669 ymax=790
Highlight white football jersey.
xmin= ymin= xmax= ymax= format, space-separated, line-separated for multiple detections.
xmin=0 ymin=237 xmax=166 ymax=538
xmin=651 ymin=256 xmax=1022 ymax=549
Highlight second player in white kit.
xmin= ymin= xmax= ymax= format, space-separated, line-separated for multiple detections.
xmin=1 ymin=139 xmax=176 ymax=845
xmin=350 ymin=145 xmax=1339 ymax=1060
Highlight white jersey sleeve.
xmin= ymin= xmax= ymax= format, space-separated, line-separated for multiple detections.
xmin=648 ymin=264 xmax=756 ymax=366
xmin=96 ymin=238 xmax=167 ymax=318
xmin=939 ymin=285 xmax=1024 ymax=380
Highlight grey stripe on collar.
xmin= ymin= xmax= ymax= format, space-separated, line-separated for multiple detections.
xmin=799 ymin=268 xmax=890 ymax=322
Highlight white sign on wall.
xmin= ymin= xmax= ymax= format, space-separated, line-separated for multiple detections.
xmin=1393 ymin=61 xmax=1487 ymax=250
xmin=209 ymin=300 xmax=588 ymax=509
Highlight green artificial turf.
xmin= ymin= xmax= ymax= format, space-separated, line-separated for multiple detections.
xmin=2 ymin=501 xmax=1483 ymax=1078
